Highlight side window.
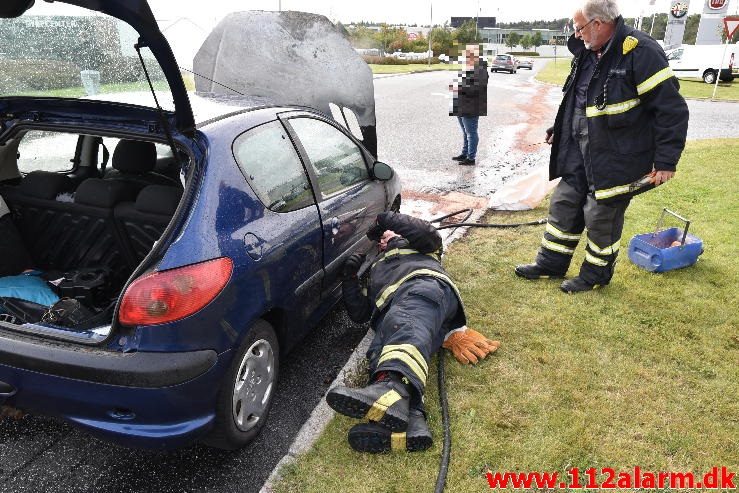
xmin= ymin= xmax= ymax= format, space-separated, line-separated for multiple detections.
xmin=288 ymin=118 xmax=368 ymax=197
xmin=233 ymin=121 xmax=314 ymax=213
xmin=667 ymin=49 xmax=682 ymax=61
xmin=17 ymin=131 xmax=79 ymax=173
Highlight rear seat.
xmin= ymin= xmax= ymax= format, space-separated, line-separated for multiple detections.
xmin=5 ymin=174 xmax=137 ymax=283
xmin=0 ymin=195 xmax=32 ymax=277
xmin=114 ymin=185 xmax=183 ymax=264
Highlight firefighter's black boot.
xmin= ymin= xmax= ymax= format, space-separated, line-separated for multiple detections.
xmin=347 ymin=408 xmax=432 ymax=453
xmin=514 ymin=263 xmax=566 ymax=280
xmin=560 ymin=276 xmax=601 ymax=293
xmin=326 ymin=372 xmax=410 ymax=432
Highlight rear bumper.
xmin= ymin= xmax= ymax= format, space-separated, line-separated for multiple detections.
xmin=0 ymin=331 xmax=231 ymax=449
xmin=0 ymin=331 xmax=217 ymax=387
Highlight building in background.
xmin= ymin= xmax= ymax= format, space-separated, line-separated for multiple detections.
xmin=451 ymin=16 xmax=497 ymax=28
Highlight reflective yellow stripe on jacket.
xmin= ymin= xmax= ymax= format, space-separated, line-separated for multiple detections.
xmin=374 ymin=268 xmax=460 ymax=309
xmin=636 ymin=67 xmax=674 ymax=96
xmin=586 ymin=98 xmax=640 ymax=118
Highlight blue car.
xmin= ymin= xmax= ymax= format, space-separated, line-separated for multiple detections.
xmin=0 ymin=0 xmax=400 ymax=449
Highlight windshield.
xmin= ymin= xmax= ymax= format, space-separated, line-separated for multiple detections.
xmin=0 ymin=2 xmax=175 ymax=111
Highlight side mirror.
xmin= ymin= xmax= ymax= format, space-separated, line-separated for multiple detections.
xmin=0 ymin=0 xmax=34 ymax=18
xmin=372 ymin=161 xmax=394 ymax=181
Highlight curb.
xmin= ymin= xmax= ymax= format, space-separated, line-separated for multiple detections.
xmin=259 ymin=206 xmax=488 ymax=493
xmin=373 ymin=68 xmax=456 ymax=79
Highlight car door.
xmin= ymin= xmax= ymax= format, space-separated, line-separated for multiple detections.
xmin=282 ymin=114 xmax=386 ymax=293
xmin=231 ymin=119 xmax=325 ymax=328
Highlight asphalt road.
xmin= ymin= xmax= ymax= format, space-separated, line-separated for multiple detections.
xmin=1 ymin=63 xmax=737 ymax=493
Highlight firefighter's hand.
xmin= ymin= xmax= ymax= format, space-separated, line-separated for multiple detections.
xmin=341 ymin=253 xmax=365 ymax=280
xmin=443 ymin=328 xmax=498 ymax=365
xmin=545 ymin=126 xmax=554 ymax=145
xmin=466 ymin=328 xmax=501 ymax=353
xmin=654 ymin=170 xmax=675 ymax=186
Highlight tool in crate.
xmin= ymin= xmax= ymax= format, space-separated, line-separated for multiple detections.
xmin=627 ymin=208 xmax=703 ymax=273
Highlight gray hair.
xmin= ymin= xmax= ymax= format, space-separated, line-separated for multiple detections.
xmin=582 ymin=0 xmax=620 ymax=23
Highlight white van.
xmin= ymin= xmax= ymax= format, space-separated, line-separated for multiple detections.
xmin=666 ymin=44 xmax=738 ymax=84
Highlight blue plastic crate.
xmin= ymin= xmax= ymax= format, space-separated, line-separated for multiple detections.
xmin=627 ymin=209 xmax=703 ymax=273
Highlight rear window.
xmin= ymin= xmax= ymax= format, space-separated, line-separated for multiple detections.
xmin=495 ymin=55 xmax=509 ymax=61
xmin=17 ymin=130 xmax=78 ymax=173
xmin=0 ymin=2 xmax=174 ymax=111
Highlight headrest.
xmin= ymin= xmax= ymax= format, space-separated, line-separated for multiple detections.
xmin=112 ymin=140 xmax=157 ymax=174
xmin=19 ymin=171 xmax=75 ymax=200
xmin=74 ymin=178 xmax=137 ymax=208
xmin=135 ymin=185 xmax=182 ymax=216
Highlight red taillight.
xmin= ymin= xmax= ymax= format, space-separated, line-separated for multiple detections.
xmin=119 ymin=257 xmax=233 ymax=326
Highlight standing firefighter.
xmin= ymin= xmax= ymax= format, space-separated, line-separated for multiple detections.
xmin=326 ymin=212 xmax=500 ymax=453
xmin=516 ymin=0 xmax=689 ymax=292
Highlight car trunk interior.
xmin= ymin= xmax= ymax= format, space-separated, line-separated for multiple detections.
xmin=0 ymin=130 xmax=186 ymax=338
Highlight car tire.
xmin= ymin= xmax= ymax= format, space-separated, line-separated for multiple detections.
xmin=702 ymin=69 xmax=717 ymax=84
xmin=203 ymin=319 xmax=280 ymax=450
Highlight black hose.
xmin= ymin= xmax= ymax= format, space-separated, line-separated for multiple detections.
xmin=429 ymin=208 xmax=547 ymax=231
xmin=435 ymin=348 xmax=451 ymax=493
xmin=436 ymin=218 xmax=547 ymax=230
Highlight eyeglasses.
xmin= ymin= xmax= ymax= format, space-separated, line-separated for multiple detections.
xmin=574 ymin=18 xmax=596 ymax=34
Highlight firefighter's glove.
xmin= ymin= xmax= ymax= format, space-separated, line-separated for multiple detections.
xmin=442 ymin=327 xmax=500 ymax=365
xmin=341 ymin=253 xmax=366 ymax=280
xmin=367 ymin=212 xmax=394 ymax=241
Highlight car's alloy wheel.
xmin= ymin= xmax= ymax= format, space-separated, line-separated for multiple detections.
xmin=232 ymin=338 xmax=276 ymax=432
xmin=202 ymin=319 xmax=280 ymax=450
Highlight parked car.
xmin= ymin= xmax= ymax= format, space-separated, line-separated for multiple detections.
xmin=0 ymin=0 xmax=400 ymax=450
xmin=491 ymin=54 xmax=518 ymax=74
xmin=517 ymin=57 xmax=534 ymax=70
xmin=666 ymin=44 xmax=737 ymax=83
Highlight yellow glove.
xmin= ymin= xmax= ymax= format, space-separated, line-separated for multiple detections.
xmin=442 ymin=327 xmax=500 ymax=365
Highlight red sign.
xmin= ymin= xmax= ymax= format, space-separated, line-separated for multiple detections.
xmin=709 ymin=0 xmax=727 ymax=9
xmin=408 ymin=32 xmax=418 ymax=41
xmin=725 ymin=16 xmax=739 ymax=38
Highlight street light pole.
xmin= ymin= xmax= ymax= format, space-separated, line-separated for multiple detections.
xmin=428 ymin=2 xmax=433 ymax=66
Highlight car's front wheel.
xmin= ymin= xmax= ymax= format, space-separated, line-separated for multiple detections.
xmin=203 ymin=319 xmax=280 ymax=450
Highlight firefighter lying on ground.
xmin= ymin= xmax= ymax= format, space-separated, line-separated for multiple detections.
xmin=326 ymin=211 xmax=500 ymax=453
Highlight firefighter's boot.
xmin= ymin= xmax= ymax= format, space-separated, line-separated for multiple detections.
xmin=326 ymin=372 xmax=410 ymax=432
xmin=347 ymin=408 xmax=432 ymax=453
xmin=514 ymin=263 xmax=565 ymax=280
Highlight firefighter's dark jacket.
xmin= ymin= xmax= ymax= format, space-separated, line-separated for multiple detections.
xmin=342 ymin=212 xmax=466 ymax=329
xmin=550 ymin=16 xmax=689 ymax=203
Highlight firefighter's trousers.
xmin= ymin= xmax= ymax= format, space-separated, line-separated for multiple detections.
xmin=367 ymin=277 xmax=459 ymax=409
xmin=536 ymin=107 xmax=631 ymax=285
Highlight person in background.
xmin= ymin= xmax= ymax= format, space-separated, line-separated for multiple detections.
xmin=515 ymin=0 xmax=688 ymax=293
xmin=450 ymin=44 xmax=488 ymax=166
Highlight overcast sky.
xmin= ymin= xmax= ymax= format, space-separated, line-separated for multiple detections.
xmin=29 ymin=0 xmax=739 ymax=28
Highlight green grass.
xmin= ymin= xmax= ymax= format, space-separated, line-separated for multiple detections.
xmin=274 ymin=139 xmax=739 ymax=493
xmin=11 ymin=80 xmax=171 ymax=98
xmin=535 ymin=59 xmax=739 ymax=100
xmin=370 ymin=63 xmax=461 ymax=74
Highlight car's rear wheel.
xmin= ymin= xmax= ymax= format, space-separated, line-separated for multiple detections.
xmin=203 ymin=319 xmax=280 ymax=450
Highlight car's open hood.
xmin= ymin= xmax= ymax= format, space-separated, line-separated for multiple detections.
xmin=0 ymin=0 xmax=195 ymax=136
xmin=194 ymin=11 xmax=378 ymax=155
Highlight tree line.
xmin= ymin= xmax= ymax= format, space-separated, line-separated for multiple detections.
xmin=344 ymin=13 xmax=736 ymax=55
